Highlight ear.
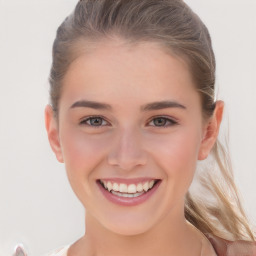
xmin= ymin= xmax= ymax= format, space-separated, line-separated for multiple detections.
xmin=198 ymin=101 xmax=224 ymax=160
xmin=44 ymin=105 xmax=64 ymax=163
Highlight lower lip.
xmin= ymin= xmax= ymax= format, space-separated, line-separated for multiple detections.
xmin=97 ymin=180 xmax=161 ymax=206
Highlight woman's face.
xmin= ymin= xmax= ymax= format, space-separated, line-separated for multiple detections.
xmin=46 ymin=39 xmax=214 ymax=235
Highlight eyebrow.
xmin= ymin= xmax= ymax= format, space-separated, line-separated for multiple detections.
xmin=70 ymin=100 xmax=186 ymax=111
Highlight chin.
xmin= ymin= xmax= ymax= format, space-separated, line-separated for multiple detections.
xmin=100 ymin=214 xmax=156 ymax=236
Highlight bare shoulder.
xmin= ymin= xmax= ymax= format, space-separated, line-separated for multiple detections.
xmin=186 ymin=221 xmax=217 ymax=256
xmin=206 ymin=233 xmax=256 ymax=256
xmin=200 ymin=235 xmax=218 ymax=256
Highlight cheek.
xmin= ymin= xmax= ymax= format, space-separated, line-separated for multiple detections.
xmin=58 ymin=125 xmax=112 ymax=205
xmin=59 ymin=125 xmax=108 ymax=176
xmin=146 ymin=127 xmax=202 ymax=191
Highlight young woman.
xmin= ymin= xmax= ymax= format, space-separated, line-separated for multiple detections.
xmin=45 ymin=0 xmax=256 ymax=255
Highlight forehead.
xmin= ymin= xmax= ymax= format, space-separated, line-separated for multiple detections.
xmin=61 ymin=39 xmax=199 ymax=109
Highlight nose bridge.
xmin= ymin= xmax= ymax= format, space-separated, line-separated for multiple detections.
xmin=107 ymin=126 xmax=147 ymax=171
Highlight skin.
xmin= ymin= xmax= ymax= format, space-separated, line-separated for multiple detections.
xmin=45 ymin=38 xmax=223 ymax=256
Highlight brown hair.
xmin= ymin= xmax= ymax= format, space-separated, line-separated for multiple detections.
xmin=49 ymin=0 xmax=255 ymax=241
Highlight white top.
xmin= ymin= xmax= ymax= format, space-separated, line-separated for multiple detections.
xmin=46 ymin=245 xmax=69 ymax=256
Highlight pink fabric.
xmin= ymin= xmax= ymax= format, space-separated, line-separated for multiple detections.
xmin=206 ymin=234 xmax=256 ymax=256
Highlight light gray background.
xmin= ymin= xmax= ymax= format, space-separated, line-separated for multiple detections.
xmin=0 ymin=0 xmax=255 ymax=255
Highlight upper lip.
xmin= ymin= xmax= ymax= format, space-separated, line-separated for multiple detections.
xmin=97 ymin=177 xmax=161 ymax=185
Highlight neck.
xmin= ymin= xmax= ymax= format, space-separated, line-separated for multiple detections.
xmin=70 ymin=206 xmax=203 ymax=256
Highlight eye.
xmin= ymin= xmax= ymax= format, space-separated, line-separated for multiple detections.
xmin=79 ymin=115 xmax=178 ymax=128
xmin=79 ymin=116 xmax=109 ymax=127
xmin=148 ymin=116 xmax=178 ymax=127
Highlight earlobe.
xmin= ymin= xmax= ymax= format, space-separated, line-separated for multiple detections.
xmin=44 ymin=105 xmax=64 ymax=163
xmin=198 ymin=101 xmax=224 ymax=160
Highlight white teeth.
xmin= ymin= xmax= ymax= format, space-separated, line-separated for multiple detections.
xmin=100 ymin=180 xmax=158 ymax=194
xmin=149 ymin=180 xmax=154 ymax=189
xmin=107 ymin=181 xmax=113 ymax=191
xmin=119 ymin=183 xmax=127 ymax=193
xmin=136 ymin=183 xmax=143 ymax=192
xmin=143 ymin=182 xmax=150 ymax=191
xmin=112 ymin=183 xmax=119 ymax=192
xmin=127 ymin=184 xmax=137 ymax=193
xmin=111 ymin=191 xmax=145 ymax=198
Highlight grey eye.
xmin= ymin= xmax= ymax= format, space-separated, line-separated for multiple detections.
xmin=89 ymin=117 xmax=103 ymax=126
xmin=153 ymin=117 xmax=168 ymax=126
xmin=80 ymin=116 xmax=108 ymax=127
xmin=149 ymin=117 xmax=177 ymax=127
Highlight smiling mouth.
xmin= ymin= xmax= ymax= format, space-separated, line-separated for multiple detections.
xmin=98 ymin=179 xmax=161 ymax=198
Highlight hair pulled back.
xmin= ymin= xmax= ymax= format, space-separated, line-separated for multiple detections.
xmin=49 ymin=0 xmax=255 ymax=241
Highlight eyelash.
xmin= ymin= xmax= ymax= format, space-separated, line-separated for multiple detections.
xmin=79 ymin=115 xmax=178 ymax=128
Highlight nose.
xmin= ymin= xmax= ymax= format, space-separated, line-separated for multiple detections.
xmin=107 ymin=128 xmax=147 ymax=171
